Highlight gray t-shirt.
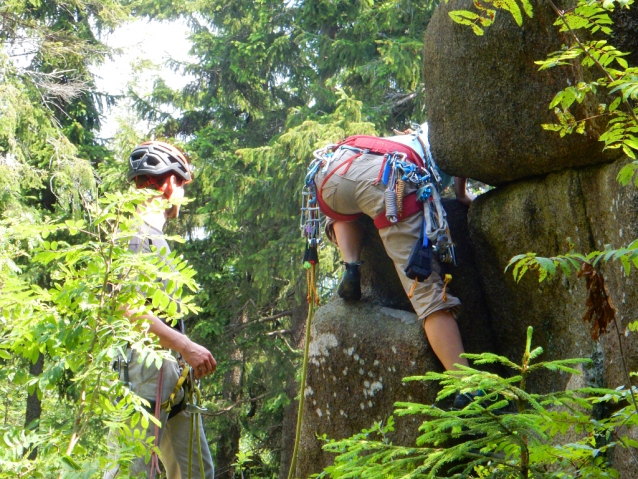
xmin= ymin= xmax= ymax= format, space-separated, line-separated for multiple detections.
xmin=129 ymin=223 xmax=183 ymax=332
xmin=129 ymin=223 xmax=170 ymax=257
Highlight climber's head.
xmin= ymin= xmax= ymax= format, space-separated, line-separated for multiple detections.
xmin=127 ymin=140 xmax=193 ymax=218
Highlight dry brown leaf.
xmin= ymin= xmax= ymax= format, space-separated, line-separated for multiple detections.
xmin=577 ymin=263 xmax=615 ymax=341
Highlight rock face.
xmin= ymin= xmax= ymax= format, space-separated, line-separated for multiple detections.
xmin=296 ymin=200 xmax=496 ymax=477
xmin=295 ymin=301 xmax=439 ymax=479
xmin=610 ymin=6 xmax=638 ymax=68
xmin=468 ymin=159 xmax=638 ymax=394
xmin=423 ymin=0 xmax=618 ymax=185
xmin=467 ymin=159 xmax=638 ymax=478
xmin=358 ymin=215 xmax=414 ymax=312
xmin=295 ymin=2 xmax=638 ymax=477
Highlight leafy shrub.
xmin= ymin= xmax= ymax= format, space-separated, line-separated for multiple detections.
xmin=316 ymin=327 xmax=635 ymax=479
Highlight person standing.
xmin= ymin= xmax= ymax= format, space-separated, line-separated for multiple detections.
xmin=104 ymin=141 xmax=216 ymax=478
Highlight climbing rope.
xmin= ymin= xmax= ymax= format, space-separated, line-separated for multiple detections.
xmin=288 ymin=156 xmax=325 ymax=479
xmin=396 ymin=178 xmax=405 ymax=214
xmin=149 ymin=367 xmax=164 ymax=478
xmin=186 ymin=377 xmax=206 ymax=479
xmin=287 ymin=261 xmax=318 ymax=479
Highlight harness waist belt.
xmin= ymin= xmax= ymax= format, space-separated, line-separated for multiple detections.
xmin=374 ymin=192 xmax=421 ymax=229
xmin=144 ymin=391 xmax=188 ymax=421
xmin=317 ymin=135 xmax=426 ymax=226
xmin=335 ymin=135 xmax=425 ymax=169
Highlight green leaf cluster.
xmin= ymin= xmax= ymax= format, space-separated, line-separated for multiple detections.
xmin=506 ymin=238 xmax=638 ymax=283
xmin=0 ymin=0 xmax=129 ymax=216
xmin=448 ymin=0 xmax=533 ymax=36
xmin=317 ymin=327 xmax=630 ymax=479
xmin=0 ymin=190 xmax=201 ymax=475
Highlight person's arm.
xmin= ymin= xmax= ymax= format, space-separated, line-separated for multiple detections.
xmin=126 ymin=308 xmax=216 ymax=379
xmin=453 ymin=177 xmax=475 ymax=207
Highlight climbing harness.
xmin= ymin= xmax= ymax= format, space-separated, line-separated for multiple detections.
xmin=304 ymin=128 xmax=456 ymax=268
xmin=115 ymin=354 xmax=207 ymax=479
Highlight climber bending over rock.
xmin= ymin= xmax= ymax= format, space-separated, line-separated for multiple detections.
xmin=308 ymin=124 xmax=475 ymax=397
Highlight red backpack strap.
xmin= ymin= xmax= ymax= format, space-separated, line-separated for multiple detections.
xmin=336 ymin=135 xmax=425 ymax=169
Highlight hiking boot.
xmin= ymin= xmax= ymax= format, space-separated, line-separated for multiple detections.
xmin=337 ymin=261 xmax=362 ymax=301
xmin=452 ymin=390 xmax=485 ymax=410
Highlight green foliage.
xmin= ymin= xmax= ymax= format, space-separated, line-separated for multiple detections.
xmin=448 ymin=0 xmax=533 ymax=35
xmin=317 ymin=327 xmax=627 ymax=479
xmin=0 ymin=0 xmax=128 ymax=216
xmin=132 ymin=0 xmax=435 ymax=135
xmin=505 ymin=237 xmax=638 ymax=283
xmin=0 ymin=190 xmax=200 ymax=476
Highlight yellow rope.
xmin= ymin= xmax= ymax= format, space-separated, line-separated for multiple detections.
xmin=288 ymin=262 xmax=318 ymax=479
xmin=442 ymin=274 xmax=452 ymax=302
xmin=188 ymin=412 xmax=194 ymax=479
xmin=408 ymin=276 xmax=418 ymax=299
xmin=163 ymin=365 xmax=190 ymax=413
xmin=310 ymin=264 xmax=319 ymax=305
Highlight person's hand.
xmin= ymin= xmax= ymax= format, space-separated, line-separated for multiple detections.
xmin=181 ymin=339 xmax=217 ymax=379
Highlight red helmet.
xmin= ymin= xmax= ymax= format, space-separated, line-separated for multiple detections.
xmin=127 ymin=141 xmax=193 ymax=183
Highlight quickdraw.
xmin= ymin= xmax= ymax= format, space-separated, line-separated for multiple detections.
xmin=379 ymin=145 xmax=456 ymax=266
xmin=300 ymin=147 xmax=326 ymax=302
xmin=300 ymin=149 xmax=326 ymax=254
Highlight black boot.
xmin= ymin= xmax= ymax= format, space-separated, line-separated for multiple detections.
xmin=337 ymin=261 xmax=362 ymax=301
xmin=452 ymin=390 xmax=484 ymax=410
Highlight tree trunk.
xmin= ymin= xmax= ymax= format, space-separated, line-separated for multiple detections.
xmin=25 ymin=354 xmax=44 ymax=460
xmin=216 ymin=310 xmax=247 ymax=479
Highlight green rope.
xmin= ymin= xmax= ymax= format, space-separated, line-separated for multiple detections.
xmin=188 ymin=411 xmax=195 ymax=479
xmin=287 ymin=263 xmax=317 ymax=479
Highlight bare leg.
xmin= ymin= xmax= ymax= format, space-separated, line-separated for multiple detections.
xmin=423 ymin=310 xmax=469 ymax=370
xmin=333 ymin=220 xmax=363 ymax=262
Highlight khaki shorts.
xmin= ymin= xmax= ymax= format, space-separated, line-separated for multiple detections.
xmin=316 ymin=148 xmax=461 ymax=320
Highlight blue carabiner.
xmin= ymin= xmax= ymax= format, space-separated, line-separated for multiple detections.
xmin=305 ymin=160 xmax=321 ymax=186
xmin=381 ymin=155 xmax=393 ymax=186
